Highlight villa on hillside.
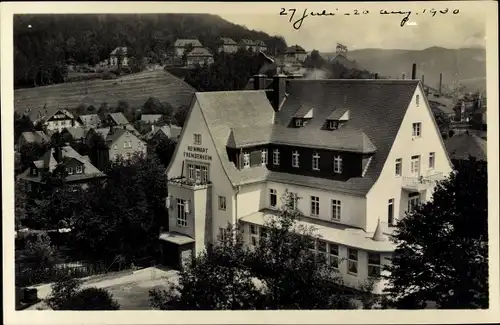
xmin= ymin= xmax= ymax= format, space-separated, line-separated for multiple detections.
xmin=285 ymin=45 xmax=308 ymax=62
xmin=218 ymin=37 xmax=239 ymax=53
xmin=86 ymin=125 xmax=147 ymax=162
xmin=110 ymin=47 xmax=129 ymax=66
xmin=255 ymin=40 xmax=267 ymax=53
xmin=239 ymin=39 xmax=257 ymax=51
xmin=185 ymin=48 xmax=214 ymax=68
xmin=161 ymin=74 xmax=453 ymax=294
xmin=174 ymin=39 xmax=203 ymax=57
xmin=23 ymin=107 xmax=80 ymax=133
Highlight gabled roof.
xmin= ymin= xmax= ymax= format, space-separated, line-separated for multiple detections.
xmin=240 ymin=39 xmax=256 ymax=46
xmin=187 ymin=79 xmax=421 ymax=195
xmin=292 ymin=105 xmax=314 ymax=118
xmin=25 ymin=108 xmax=74 ymax=125
xmin=326 ymin=107 xmax=350 ymax=121
xmin=18 ymin=145 xmax=105 ymax=183
xmin=220 ymin=37 xmax=237 ymax=45
xmin=186 ymin=47 xmax=213 ymax=57
xmin=140 ymin=114 xmax=163 ymax=123
xmin=105 ymin=127 xmax=145 ymax=147
xmin=63 ymin=127 xmax=87 ymax=139
xmin=445 ymin=133 xmax=487 ymax=161
xmin=145 ymin=125 xmax=182 ymax=140
xmin=255 ymin=40 xmax=267 ymax=46
xmin=174 ymin=39 xmax=203 ymax=48
xmin=107 ymin=112 xmax=130 ymax=126
xmin=78 ymin=114 xmax=101 ymax=126
xmin=285 ymin=45 xmax=307 ymax=54
xmin=19 ymin=131 xmax=50 ymax=145
xmin=110 ymin=47 xmax=128 ymax=56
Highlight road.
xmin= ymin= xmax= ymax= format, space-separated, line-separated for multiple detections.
xmin=26 ymin=266 xmax=179 ymax=310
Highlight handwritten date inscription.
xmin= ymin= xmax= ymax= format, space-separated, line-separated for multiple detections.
xmin=280 ymin=8 xmax=460 ymax=29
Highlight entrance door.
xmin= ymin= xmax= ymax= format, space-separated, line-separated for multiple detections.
xmin=410 ymin=155 xmax=421 ymax=178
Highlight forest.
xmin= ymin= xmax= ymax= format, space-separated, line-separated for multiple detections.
xmin=14 ymin=14 xmax=288 ymax=89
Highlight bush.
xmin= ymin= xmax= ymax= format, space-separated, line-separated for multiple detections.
xmin=63 ymin=287 xmax=120 ymax=310
xmin=46 ymin=274 xmax=83 ymax=310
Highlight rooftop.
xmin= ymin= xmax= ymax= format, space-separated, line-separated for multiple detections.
xmin=220 ymin=37 xmax=237 ymax=45
xmin=445 ymin=133 xmax=487 ymax=161
xmin=174 ymin=39 xmax=203 ymax=48
xmin=186 ymin=47 xmax=213 ymax=57
xmin=110 ymin=47 xmax=128 ymax=56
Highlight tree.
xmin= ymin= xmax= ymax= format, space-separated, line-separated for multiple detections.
xmin=63 ymin=288 xmax=120 ymax=310
xmin=150 ymin=191 xmax=358 ymax=310
xmin=150 ymin=137 xmax=177 ymax=167
xmin=303 ymin=50 xmax=326 ymax=69
xmin=173 ymin=106 xmax=189 ymax=127
xmin=385 ymin=158 xmax=488 ymax=309
xmin=15 ymin=181 xmax=27 ymax=230
xmin=46 ymin=275 xmax=83 ymax=310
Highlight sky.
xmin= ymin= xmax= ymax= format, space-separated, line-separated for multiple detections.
xmin=221 ymin=5 xmax=486 ymax=52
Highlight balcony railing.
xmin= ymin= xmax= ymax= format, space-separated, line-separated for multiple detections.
xmin=167 ymin=176 xmax=212 ymax=189
xmin=402 ymin=172 xmax=445 ymax=191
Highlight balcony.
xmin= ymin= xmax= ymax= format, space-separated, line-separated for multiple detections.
xmin=167 ymin=176 xmax=212 ymax=190
xmin=402 ymin=172 xmax=445 ymax=192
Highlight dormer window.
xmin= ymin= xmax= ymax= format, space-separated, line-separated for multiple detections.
xmin=328 ymin=120 xmax=339 ymax=130
xmin=67 ymin=167 xmax=74 ymax=175
xmin=295 ymin=119 xmax=303 ymax=127
xmin=76 ymin=166 xmax=83 ymax=174
xmin=31 ymin=167 xmax=38 ymax=176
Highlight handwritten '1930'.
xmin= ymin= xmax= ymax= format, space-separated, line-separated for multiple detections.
xmin=280 ymin=8 xmax=460 ymax=29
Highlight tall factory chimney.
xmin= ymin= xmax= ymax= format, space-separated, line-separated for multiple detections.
xmin=439 ymin=73 xmax=443 ymax=95
xmin=411 ymin=63 xmax=417 ymax=80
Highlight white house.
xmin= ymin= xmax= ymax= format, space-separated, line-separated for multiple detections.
xmin=163 ymin=75 xmax=453 ymax=294
xmin=26 ymin=108 xmax=80 ymax=133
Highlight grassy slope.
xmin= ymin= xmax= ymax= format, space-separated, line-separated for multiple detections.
xmin=14 ymin=69 xmax=196 ymax=114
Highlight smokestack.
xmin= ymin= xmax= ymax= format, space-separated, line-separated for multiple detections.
xmin=421 ymin=74 xmax=425 ymax=85
xmin=439 ymin=73 xmax=443 ymax=95
xmin=411 ymin=63 xmax=417 ymax=80
xmin=252 ymin=74 xmax=267 ymax=90
xmin=402 ymin=73 xmax=405 ymax=79
xmin=374 ymin=73 xmax=378 ymax=79
xmin=272 ymin=73 xmax=287 ymax=112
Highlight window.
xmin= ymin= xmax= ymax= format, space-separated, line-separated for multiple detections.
xmin=411 ymin=155 xmax=420 ymax=176
xmin=347 ymin=248 xmax=358 ymax=275
xmin=295 ymin=119 xmax=303 ymax=127
xmin=243 ymin=153 xmax=250 ymax=168
xmin=331 ymin=199 xmax=341 ymax=221
xmin=128 ymin=140 xmax=132 ymax=148
xmin=187 ymin=163 xmax=209 ymax=183
xmin=292 ymin=150 xmax=300 ymax=168
xmin=429 ymin=152 xmax=435 ymax=169
xmin=194 ymin=133 xmax=202 ymax=145
xmin=310 ymin=196 xmax=320 ymax=216
xmin=273 ymin=149 xmax=280 ymax=165
xmin=123 ymin=142 xmax=127 ymax=148
xmin=67 ymin=167 xmax=74 ymax=175
xmin=269 ymin=189 xmax=277 ymax=208
xmin=288 ymin=192 xmax=298 ymax=210
xmin=218 ymin=196 xmax=226 ymax=211
xmin=113 ymin=144 xmax=118 ymax=150
xmin=416 ymin=94 xmax=420 ymax=107
xmin=76 ymin=166 xmax=83 ymax=174
xmin=395 ymin=158 xmax=402 ymax=177
xmin=195 ymin=168 xmax=201 ymax=183
xmin=201 ymin=165 xmax=208 ymax=183
xmin=388 ymin=199 xmax=394 ymax=225
xmin=250 ymin=224 xmax=259 ymax=246
xmin=412 ymin=122 xmax=421 ymax=138
xmin=368 ymin=253 xmax=381 ymax=278
xmin=408 ymin=192 xmax=420 ymax=212
xmin=329 ymin=243 xmax=339 ymax=269
xmin=333 ymin=155 xmax=342 ymax=173
xmin=176 ymin=199 xmax=188 ymax=227
xmin=188 ymin=164 xmax=195 ymax=180
xmin=328 ymin=120 xmax=338 ymax=130
xmin=317 ymin=240 xmax=327 ymax=262
xmin=261 ymin=148 xmax=268 ymax=165
xmin=218 ymin=227 xmax=226 ymax=242
xmin=312 ymin=152 xmax=320 ymax=171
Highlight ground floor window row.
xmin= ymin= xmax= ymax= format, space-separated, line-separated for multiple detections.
xmin=243 ymin=223 xmax=382 ymax=278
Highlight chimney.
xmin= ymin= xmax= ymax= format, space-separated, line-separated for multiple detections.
xmin=152 ymin=124 xmax=155 ymax=132
xmin=374 ymin=73 xmax=378 ymax=79
xmin=411 ymin=63 xmax=417 ymax=80
xmin=372 ymin=218 xmax=387 ymax=242
xmin=439 ymin=73 xmax=443 ymax=95
xmin=421 ymin=74 xmax=425 ymax=85
xmin=402 ymin=73 xmax=405 ymax=79
xmin=253 ymin=74 xmax=267 ymax=90
xmin=53 ymin=147 xmax=63 ymax=163
xmin=272 ymin=73 xmax=287 ymax=112
xmin=109 ymin=124 xmax=114 ymax=134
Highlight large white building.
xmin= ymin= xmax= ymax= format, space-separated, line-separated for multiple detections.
xmin=163 ymin=75 xmax=453 ymax=294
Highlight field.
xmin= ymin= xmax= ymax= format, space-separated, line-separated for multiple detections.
xmin=14 ymin=68 xmax=196 ymax=114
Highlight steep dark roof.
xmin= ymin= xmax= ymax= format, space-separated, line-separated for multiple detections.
xmin=108 ymin=112 xmax=130 ymax=126
xmin=186 ymin=48 xmax=213 ymax=57
xmin=188 ymin=79 xmax=421 ymax=195
xmin=19 ymin=131 xmax=50 ymax=145
xmin=220 ymin=37 xmax=237 ymax=45
xmin=285 ymin=45 xmax=307 ymax=54
xmin=78 ymin=114 xmax=101 ymax=126
xmin=445 ymin=133 xmax=487 ymax=161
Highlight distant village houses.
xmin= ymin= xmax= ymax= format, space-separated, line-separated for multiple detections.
xmin=23 ymin=107 xmax=80 ymax=133
xmin=255 ymin=40 xmax=267 ymax=53
xmin=17 ymin=131 xmax=50 ymax=149
xmin=285 ymin=45 xmax=308 ymax=62
xmin=174 ymin=39 xmax=203 ymax=57
xmin=218 ymin=37 xmax=239 ymax=53
xmin=110 ymin=47 xmax=128 ymax=66
xmin=239 ymin=39 xmax=256 ymax=51
xmin=77 ymin=114 xmax=101 ymax=128
xmin=140 ymin=114 xmax=163 ymax=124
xmin=185 ymin=48 xmax=214 ymax=68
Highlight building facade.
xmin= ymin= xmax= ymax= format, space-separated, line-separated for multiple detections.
xmin=110 ymin=47 xmax=129 ymax=66
xmin=185 ymin=48 xmax=214 ymax=68
xmin=164 ymin=76 xmax=453 ymax=293
xmin=174 ymin=39 xmax=203 ymax=57
xmin=218 ymin=37 xmax=239 ymax=53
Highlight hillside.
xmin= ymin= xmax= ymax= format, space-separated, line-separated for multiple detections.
xmin=14 ymin=14 xmax=288 ymax=88
xmin=322 ymin=47 xmax=486 ymax=92
xmin=14 ymin=69 xmax=196 ymax=114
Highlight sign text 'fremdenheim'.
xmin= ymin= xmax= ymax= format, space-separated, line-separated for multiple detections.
xmin=184 ymin=146 xmax=212 ymax=161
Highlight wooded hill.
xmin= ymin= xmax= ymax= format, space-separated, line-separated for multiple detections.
xmin=14 ymin=14 xmax=288 ymax=89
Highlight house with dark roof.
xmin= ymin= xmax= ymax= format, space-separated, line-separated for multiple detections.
xmin=445 ymin=132 xmax=487 ymax=163
xmin=105 ymin=112 xmax=131 ymax=127
xmin=110 ymin=47 xmax=128 ymax=66
xmin=239 ymin=39 xmax=257 ymax=51
xmin=285 ymin=45 xmax=308 ymax=62
xmin=144 ymin=124 xmax=182 ymax=142
xmin=174 ymin=39 xmax=203 ymax=57
xmin=162 ymin=74 xmax=454 ymax=291
xmin=218 ymin=37 xmax=239 ymax=53
xmin=60 ymin=127 xmax=88 ymax=143
xmin=105 ymin=125 xmax=147 ymax=161
xmin=23 ymin=108 xmax=80 ymax=133
xmin=77 ymin=114 xmax=101 ymax=128
xmin=255 ymin=40 xmax=267 ymax=53
xmin=185 ymin=48 xmax=214 ymax=68
xmin=17 ymin=131 xmax=51 ymax=149
xmin=17 ymin=144 xmax=106 ymax=193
